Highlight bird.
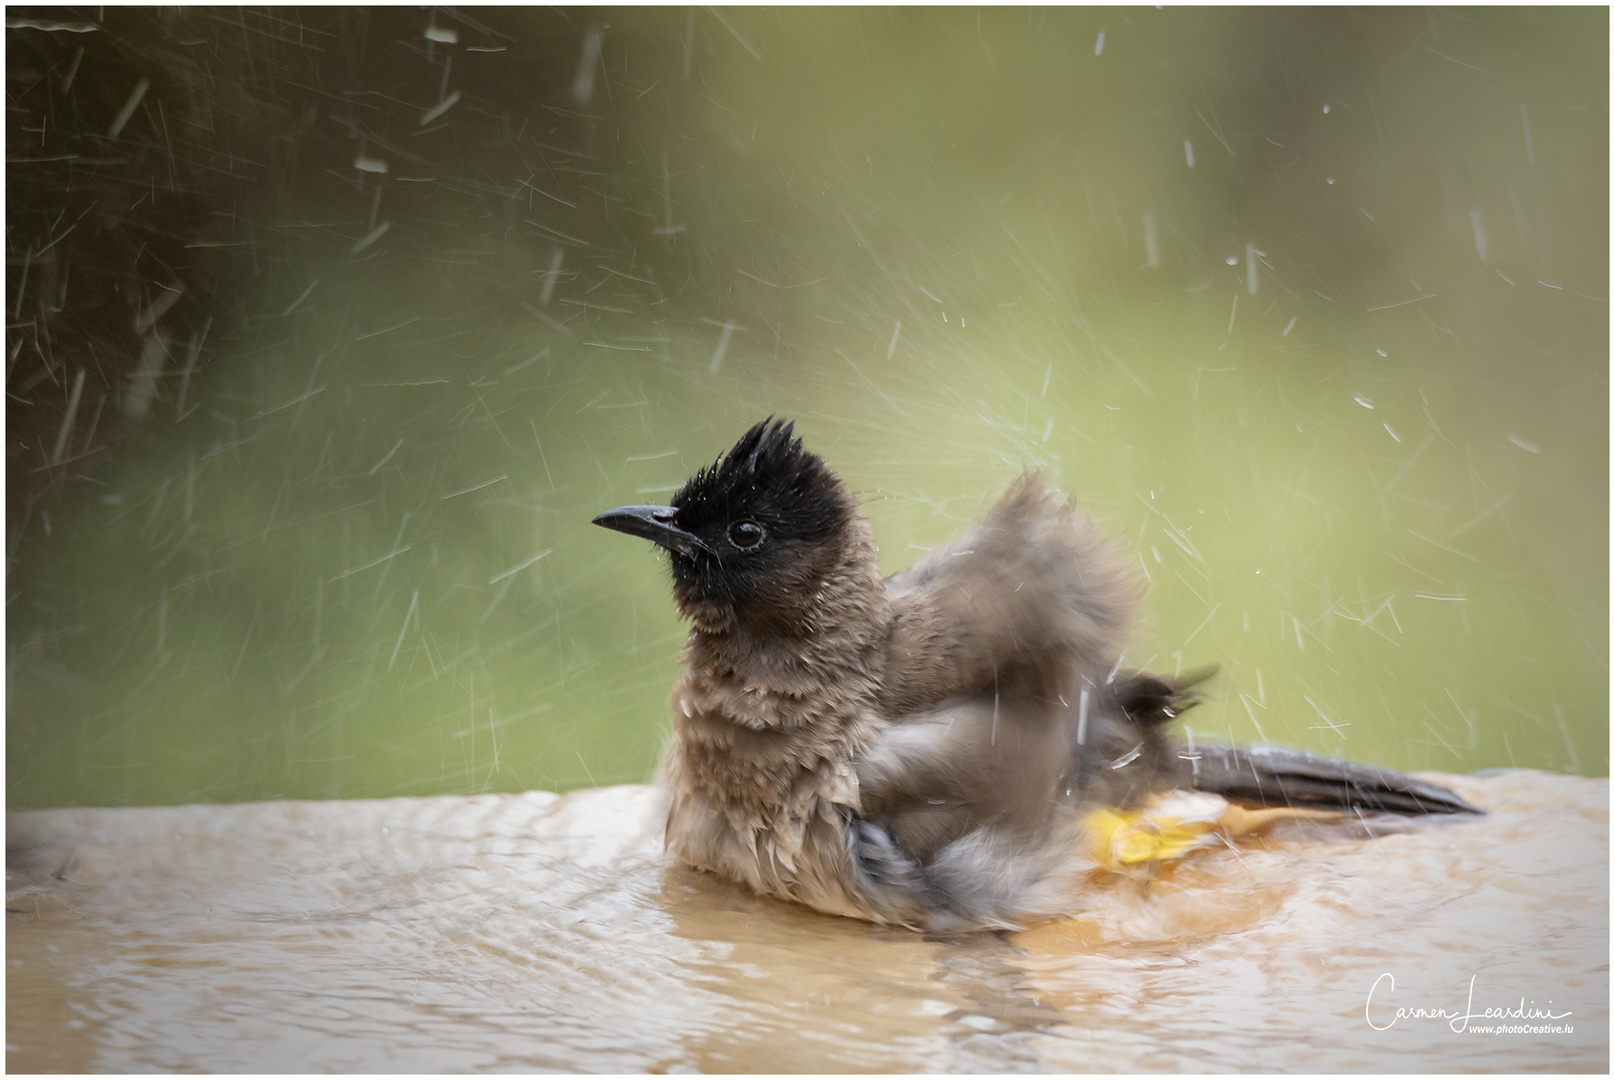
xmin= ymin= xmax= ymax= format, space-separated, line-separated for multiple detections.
xmin=593 ymin=418 xmax=1480 ymax=931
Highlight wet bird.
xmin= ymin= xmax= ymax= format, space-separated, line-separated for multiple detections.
xmin=593 ymin=419 xmax=1479 ymax=930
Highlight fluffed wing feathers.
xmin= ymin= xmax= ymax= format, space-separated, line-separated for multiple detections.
xmin=879 ymin=475 xmax=1144 ymax=715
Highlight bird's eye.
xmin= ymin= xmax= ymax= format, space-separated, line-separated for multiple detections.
xmin=727 ymin=520 xmax=765 ymax=550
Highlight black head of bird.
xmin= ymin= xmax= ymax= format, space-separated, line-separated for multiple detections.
xmin=593 ymin=418 xmax=1481 ymax=932
xmin=594 ymin=420 xmax=859 ymax=635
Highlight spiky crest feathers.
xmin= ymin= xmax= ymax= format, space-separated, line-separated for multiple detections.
xmin=670 ymin=417 xmax=845 ymax=543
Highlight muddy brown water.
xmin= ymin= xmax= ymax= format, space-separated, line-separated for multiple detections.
xmin=7 ymin=770 xmax=1607 ymax=1072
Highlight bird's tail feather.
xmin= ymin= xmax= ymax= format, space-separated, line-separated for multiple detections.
xmin=1185 ymin=744 xmax=1482 ymax=816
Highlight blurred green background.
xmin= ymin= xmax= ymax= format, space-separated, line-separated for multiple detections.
xmin=7 ymin=7 xmax=1606 ymax=809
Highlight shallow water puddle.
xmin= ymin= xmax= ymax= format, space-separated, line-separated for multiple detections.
xmin=8 ymin=770 xmax=1606 ymax=1071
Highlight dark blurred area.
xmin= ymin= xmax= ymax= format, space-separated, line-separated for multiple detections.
xmin=9 ymin=8 xmax=612 ymax=512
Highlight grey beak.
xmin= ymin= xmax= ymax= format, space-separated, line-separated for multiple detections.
xmin=592 ymin=504 xmax=712 ymax=558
